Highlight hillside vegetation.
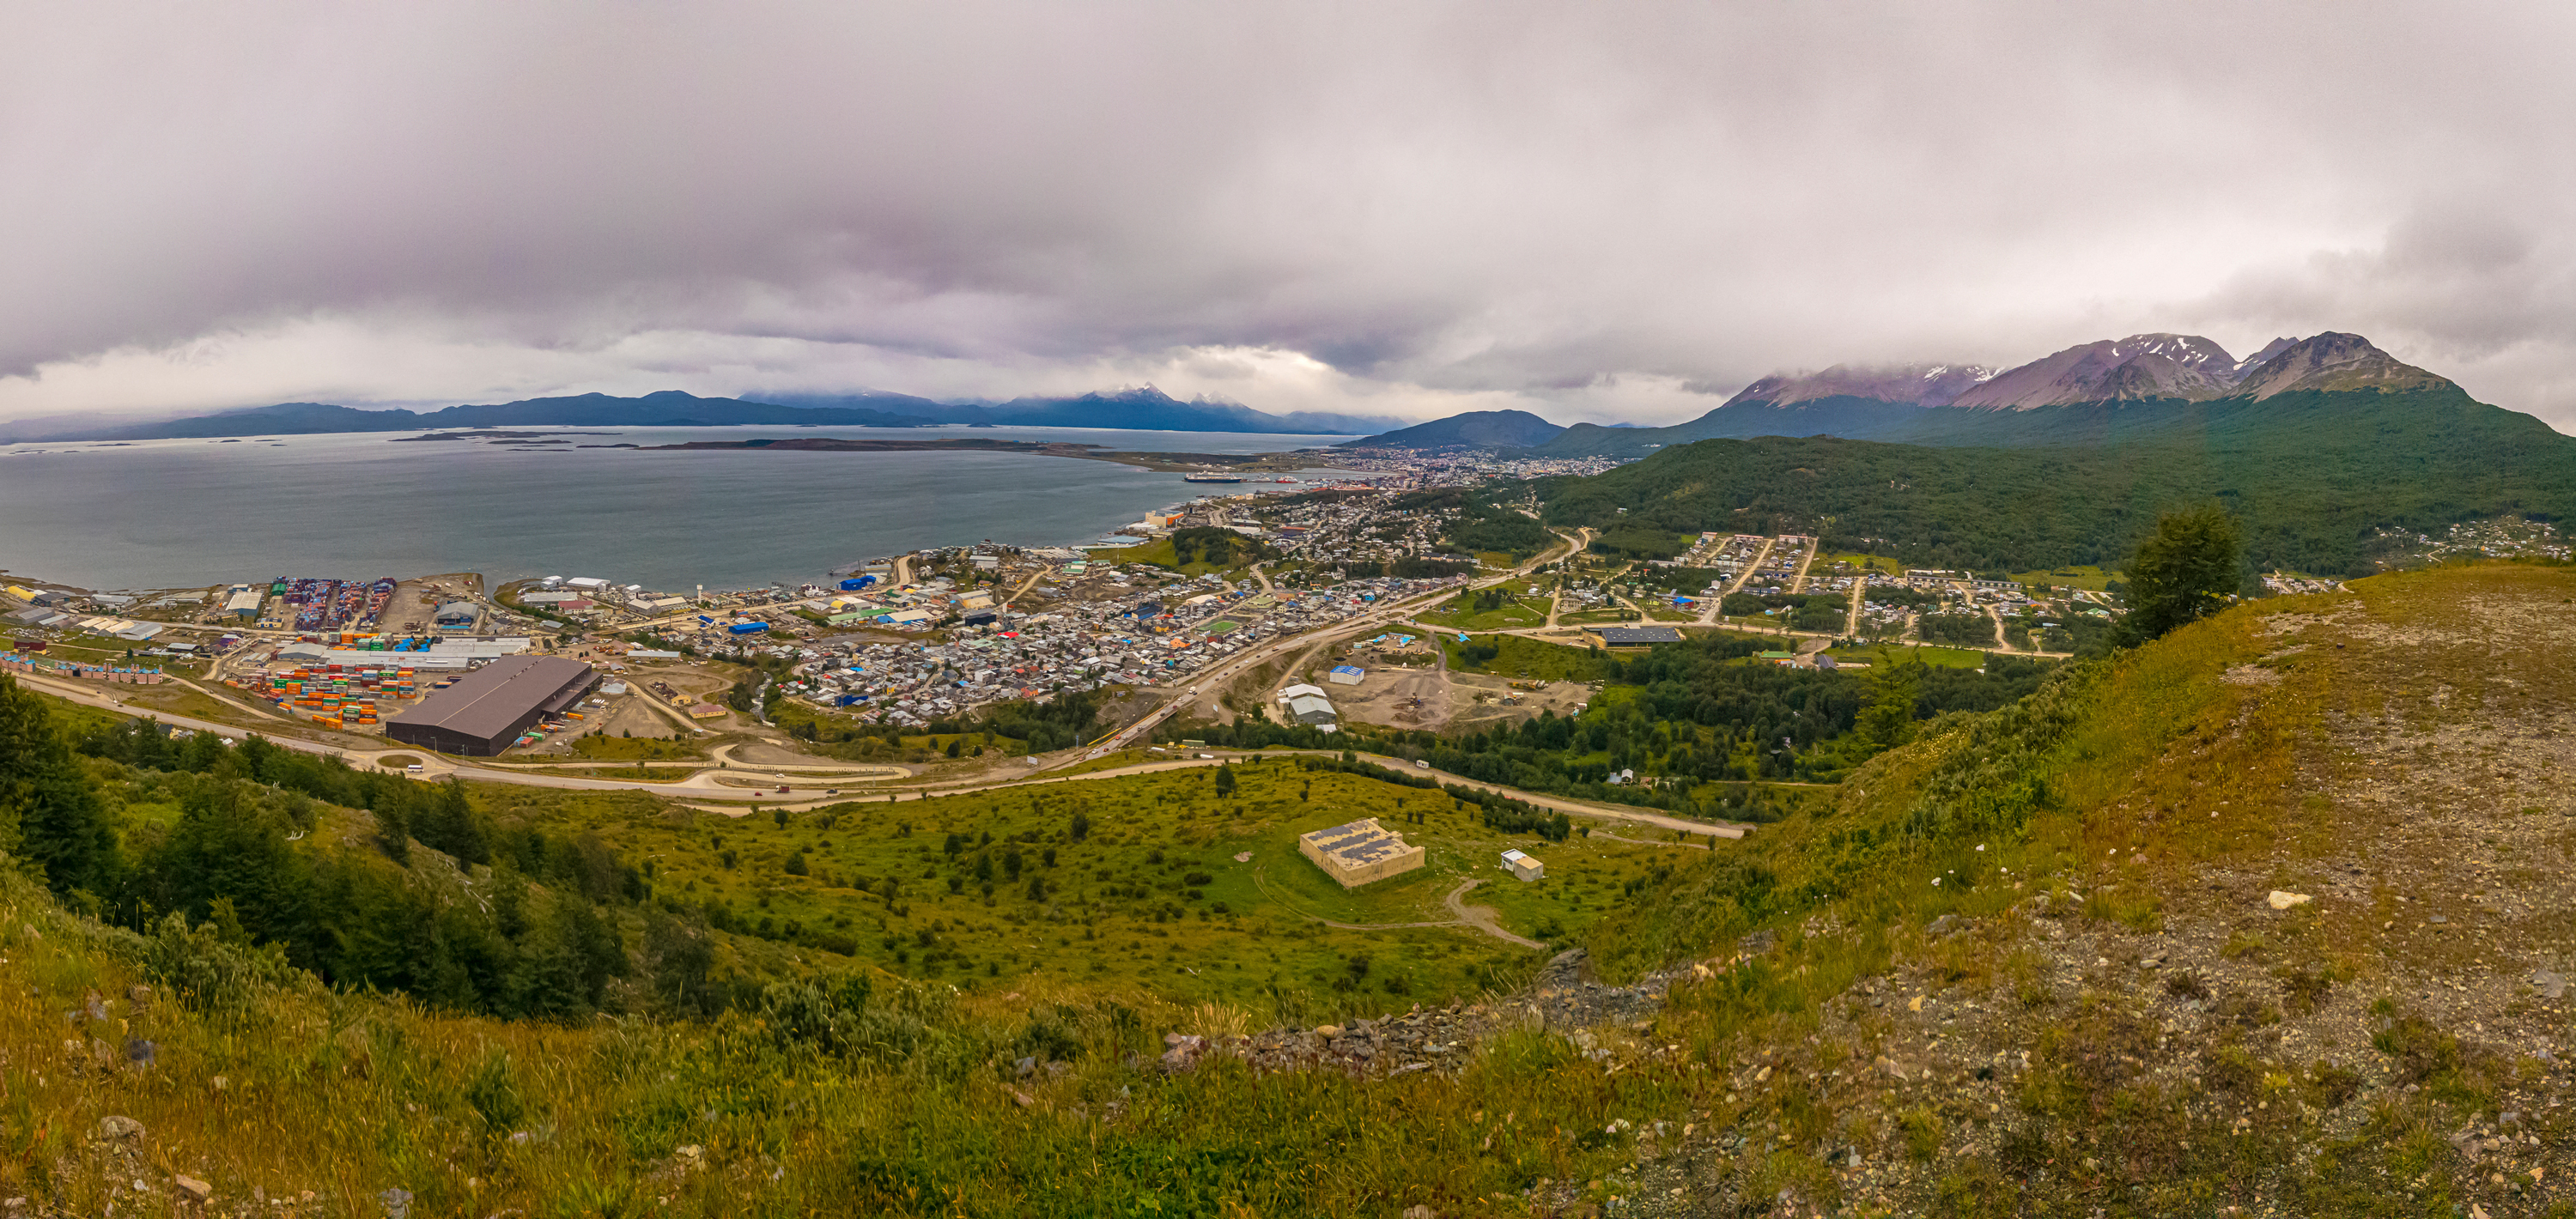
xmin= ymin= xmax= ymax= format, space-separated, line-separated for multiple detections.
xmin=1537 ymin=387 xmax=2576 ymax=575
xmin=0 ymin=564 xmax=2569 ymax=1215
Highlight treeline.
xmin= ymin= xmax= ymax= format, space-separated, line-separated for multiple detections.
xmin=1587 ymin=526 xmax=1688 ymax=561
xmin=1409 ymin=637 xmax=2056 ymax=795
xmin=0 ymin=676 xmax=746 ymax=1022
xmin=1721 ymin=591 xmax=1846 ymax=631
xmin=1337 ymin=557 xmax=1477 ymax=580
xmin=1632 ymin=566 xmax=1726 ymax=594
xmin=1292 ymin=754 xmax=1573 ymax=841
xmin=1424 ymin=487 xmax=1550 ymax=558
xmin=1169 ymin=526 xmax=1273 ymax=568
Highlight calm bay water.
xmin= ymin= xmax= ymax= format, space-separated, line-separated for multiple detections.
xmin=0 ymin=425 xmax=1363 ymax=591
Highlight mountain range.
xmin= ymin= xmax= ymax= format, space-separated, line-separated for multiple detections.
xmin=9 ymin=386 xmax=1400 ymax=443
xmin=1517 ymin=331 xmax=2576 ymax=577
xmin=756 ymin=388 xmax=1393 ymax=435
xmin=1343 ymin=331 xmax=2475 ymax=456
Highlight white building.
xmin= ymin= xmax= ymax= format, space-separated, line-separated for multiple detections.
xmin=1501 ymin=848 xmax=1545 ymax=882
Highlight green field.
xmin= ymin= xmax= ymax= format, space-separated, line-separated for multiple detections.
xmin=1820 ymin=550 xmax=1904 ymax=574
xmin=1414 ymin=591 xmax=1553 ymax=631
xmin=485 ymin=759 xmax=1684 ymax=1014
xmin=1437 ymin=633 xmax=1613 ymax=682
xmin=2008 ymin=563 xmax=2120 ymax=590
xmin=1081 ymin=538 xmax=1249 ymax=578
xmin=1555 ymin=608 xmax=1636 ymax=626
xmin=1821 ymin=641 xmax=1990 ymax=668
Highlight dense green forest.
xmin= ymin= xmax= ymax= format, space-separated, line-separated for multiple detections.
xmin=1387 ymin=640 xmax=2060 ymax=804
xmin=1175 ymin=633 xmax=2058 ymax=804
xmin=1720 ymin=590 xmax=1846 ymax=630
xmin=1167 ymin=525 xmax=1275 ymax=568
xmin=1399 ymin=486 xmax=1550 ymax=557
xmin=1536 ymin=387 xmax=2576 ymax=574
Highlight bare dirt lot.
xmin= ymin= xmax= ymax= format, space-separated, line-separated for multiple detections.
xmin=391 ymin=573 xmax=483 ymax=635
xmin=1330 ymin=658 xmax=1453 ymax=731
xmin=1443 ymin=671 xmax=1593 ymax=731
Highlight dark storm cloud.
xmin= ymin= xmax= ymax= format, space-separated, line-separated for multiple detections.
xmin=5 ymin=2 xmax=2575 ymax=429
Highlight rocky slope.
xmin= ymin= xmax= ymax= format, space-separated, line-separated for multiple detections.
xmin=2226 ymin=331 xmax=2454 ymax=399
xmin=1722 ymin=364 xmax=1997 ymax=409
xmin=1947 ymin=333 xmax=2247 ymax=409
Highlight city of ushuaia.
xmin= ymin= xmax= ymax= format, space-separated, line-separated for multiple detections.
xmin=9 ymin=13 xmax=2576 ymax=1219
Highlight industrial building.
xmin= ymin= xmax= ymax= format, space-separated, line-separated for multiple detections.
xmin=1278 ymin=682 xmax=1338 ymax=728
xmin=384 ymin=655 xmax=597 ymax=755
xmin=1326 ymin=664 xmax=1366 ymax=685
xmin=1297 ymin=817 xmax=1425 ymax=888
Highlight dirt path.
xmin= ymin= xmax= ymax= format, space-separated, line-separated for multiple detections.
xmin=1252 ymin=867 xmax=1543 ymax=949
xmin=1000 ymin=565 xmax=1050 ymax=610
xmin=1589 ymin=828 xmax=1712 ymax=851
xmin=1443 ymin=877 xmax=1546 ymax=948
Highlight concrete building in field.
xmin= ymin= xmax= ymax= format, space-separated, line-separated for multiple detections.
xmin=384 ymin=654 xmax=597 ymax=755
xmin=1501 ymin=848 xmax=1545 ymax=882
xmin=1588 ymin=624 xmax=1682 ymax=646
xmin=1298 ymin=817 xmax=1425 ymax=888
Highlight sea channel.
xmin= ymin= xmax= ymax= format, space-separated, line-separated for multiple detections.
xmin=0 ymin=424 xmax=1364 ymax=591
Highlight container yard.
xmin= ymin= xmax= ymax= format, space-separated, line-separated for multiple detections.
xmin=224 ymin=659 xmax=422 ymax=730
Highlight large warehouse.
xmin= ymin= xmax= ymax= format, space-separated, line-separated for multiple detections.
xmin=384 ymin=655 xmax=596 ymax=755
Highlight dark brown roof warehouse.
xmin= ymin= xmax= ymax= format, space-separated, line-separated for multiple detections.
xmin=384 ymin=655 xmax=597 ymax=755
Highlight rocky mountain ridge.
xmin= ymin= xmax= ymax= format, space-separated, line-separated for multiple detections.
xmin=1721 ymin=363 xmax=1998 ymax=409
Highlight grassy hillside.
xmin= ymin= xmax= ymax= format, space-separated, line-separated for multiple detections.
xmin=1537 ymin=387 xmax=2576 ymax=576
xmin=2 ymin=563 xmax=2571 ymax=1215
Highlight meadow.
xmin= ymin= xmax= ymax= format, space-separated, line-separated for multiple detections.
xmin=1414 ymin=591 xmax=1554 ymax=632
xmin=489 ymin=757 xmax=1694 ymax=1016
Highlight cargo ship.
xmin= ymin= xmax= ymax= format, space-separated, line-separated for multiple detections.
xmin=1180 ymin=472 xmax=1244 ymax=483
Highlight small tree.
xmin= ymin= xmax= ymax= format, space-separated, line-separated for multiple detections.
xmin=2123 ymin=505 xmax=2244 ymax=642
xmin=1212 ymin=766 xmax=1236 ymax=797
xmin=1850 ymin=648 xmax=1926 ymax=757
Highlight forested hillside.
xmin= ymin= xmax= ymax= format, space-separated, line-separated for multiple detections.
xmin=1538 ymin=386 xmax=2576 ymax=574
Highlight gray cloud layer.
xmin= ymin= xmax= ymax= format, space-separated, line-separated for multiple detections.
xmin=6 ymin=2 xmax=2575 ymax=430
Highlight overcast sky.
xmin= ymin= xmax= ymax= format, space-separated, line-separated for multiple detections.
xmin=6 ymin=3 xmax=2574 ymax=432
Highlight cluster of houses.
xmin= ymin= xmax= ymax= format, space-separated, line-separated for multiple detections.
xmin=762 ymin=571 xmax=1461 ymax=728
